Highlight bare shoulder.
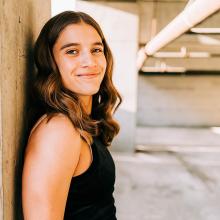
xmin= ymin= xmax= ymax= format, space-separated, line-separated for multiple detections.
xmin=24 ymin=113 xmax=82 ymax=177
xmin=29 ymin=113 xmax=77 ymax=140
xmin=26 ymin=113 xmax=81 ymax=153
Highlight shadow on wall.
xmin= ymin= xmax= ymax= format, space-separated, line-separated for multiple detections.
xmin=14 ymin=3 xmax=35 ymax=220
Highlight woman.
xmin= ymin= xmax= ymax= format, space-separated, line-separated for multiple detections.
xmin=22 ymin=11 xmax=121 ymax=220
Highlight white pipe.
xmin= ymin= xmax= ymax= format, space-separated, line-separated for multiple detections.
xmin=191 ymin=28 xmax=220 ymax=34
xmin=145 ymin=0 xmax=220 ymax=55
xmin=137 ymin=0 xmax=220 ymax=70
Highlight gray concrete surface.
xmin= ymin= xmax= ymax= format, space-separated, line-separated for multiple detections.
xmin=137 ymin=75 xmax=220 ymax=127
xmin=112 ymin=127 xmax=220 ymax=220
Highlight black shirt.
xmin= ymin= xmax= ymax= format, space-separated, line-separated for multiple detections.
xmin=64 ymin=137 xmax=117 ymax=220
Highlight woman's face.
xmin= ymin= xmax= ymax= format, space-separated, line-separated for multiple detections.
xmin=53 ymin=22 xmax=107 ymax=99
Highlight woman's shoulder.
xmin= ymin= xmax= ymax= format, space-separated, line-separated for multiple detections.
xmin=30 ymin=113 xmax=73 ymax=135
xmin=29 ymin=113 xmax=78 ymax=139
xmin=25 ymin=113 xmax=82 ymax=160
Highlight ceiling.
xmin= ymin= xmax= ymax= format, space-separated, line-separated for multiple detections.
xmin=140 ymin=2 xmax=220 ymax=73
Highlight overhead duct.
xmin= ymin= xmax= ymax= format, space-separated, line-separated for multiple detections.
xmin=137 ymin=0 xmax=220 ymax=70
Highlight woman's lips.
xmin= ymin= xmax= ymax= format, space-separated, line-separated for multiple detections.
xmin=76 ymin=73 xmax=99 ymax=78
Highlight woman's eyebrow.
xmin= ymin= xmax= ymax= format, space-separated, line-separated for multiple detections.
xmin=60 ymin=42 xmax=104 ymax=50
xmin=60 ymin=43 xmax=80 ymax=50
xmin=93 ymin=42 xmax=104 ymax=47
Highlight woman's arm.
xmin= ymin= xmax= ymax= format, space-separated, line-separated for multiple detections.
xmin=22 ymin=115 xmax=81 ymax=220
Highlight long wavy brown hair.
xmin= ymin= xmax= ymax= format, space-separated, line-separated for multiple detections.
xmin=29 ymin=11 xmax=121 ymax=146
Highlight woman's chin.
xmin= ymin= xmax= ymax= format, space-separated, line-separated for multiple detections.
xmin=78 ymin=87 xmax=100 ymax=96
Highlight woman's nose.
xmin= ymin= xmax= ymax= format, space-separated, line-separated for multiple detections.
xmin=80 ymin=51 xmax=96 ymax=67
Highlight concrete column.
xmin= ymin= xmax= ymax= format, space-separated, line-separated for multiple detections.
xmin=0 ymin=0 xmax=51 ymax=219
xmin=76 ymin=1 xmax=139 ymax=152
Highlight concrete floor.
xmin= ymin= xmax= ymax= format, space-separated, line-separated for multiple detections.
xmin=112 ymin=127 xmax=220 ymax=220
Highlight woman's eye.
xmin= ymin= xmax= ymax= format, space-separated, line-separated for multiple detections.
xmin=66 ymin=49 xmax=78 ymax=55
xmin=92 ymin=48 xmax=103 ymax=53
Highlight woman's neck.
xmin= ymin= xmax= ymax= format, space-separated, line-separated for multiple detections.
xmin=79 ymin=95 xmax=92 ymax=115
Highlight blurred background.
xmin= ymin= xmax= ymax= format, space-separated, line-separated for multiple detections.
xmin=1 ymin=0 xmax=220 ymax=219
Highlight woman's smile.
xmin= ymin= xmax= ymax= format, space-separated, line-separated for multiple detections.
xmin=76 ymin=72 xmax=100 ymax=78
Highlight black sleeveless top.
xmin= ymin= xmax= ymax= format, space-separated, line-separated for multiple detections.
xmin=64 ymin=137 xmax=117 ymax=220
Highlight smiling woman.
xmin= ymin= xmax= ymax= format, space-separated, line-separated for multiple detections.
xmin=53 ymin=23 xmax=107 ymax=101
xmin=22 ymin=11 xmax=121 ymax=220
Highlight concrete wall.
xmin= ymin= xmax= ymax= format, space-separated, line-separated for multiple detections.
xmin=76 ymin=1 xmax=139 ymax=152
xmin=138 ymin=75 xmax=220 ymax=127
xmin=0 ymin=0 xmax=51 ymax=219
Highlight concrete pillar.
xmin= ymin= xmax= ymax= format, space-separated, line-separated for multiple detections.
xmin=0 ymin=0 xmax=51 ymax=219
xmin=76 ymin=1 xmax=139 ymax=152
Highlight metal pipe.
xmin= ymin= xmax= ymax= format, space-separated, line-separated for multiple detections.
xmin=137 ymin=0 xmax=220 ymax=70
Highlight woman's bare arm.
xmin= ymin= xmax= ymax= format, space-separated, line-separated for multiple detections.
xmin=22 ymin=115 xmax=81 ymax=220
